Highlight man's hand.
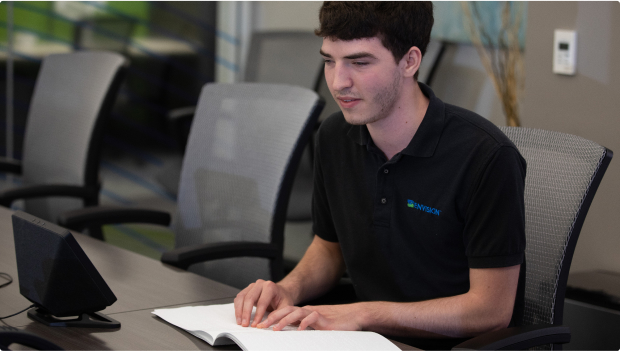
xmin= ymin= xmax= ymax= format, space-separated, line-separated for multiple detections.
xmin=234 ymin=236 xmax=346 ymax=328
xmin=234 ymin=279 xmax=295 ymax=327
xmin=257 ymin=304 xmax=365 ymax=332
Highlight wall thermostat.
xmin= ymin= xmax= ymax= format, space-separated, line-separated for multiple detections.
xmin=553 ymin=29 xmax=577 ymax=75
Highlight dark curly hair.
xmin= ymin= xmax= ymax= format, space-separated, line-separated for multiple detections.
xmin=315 ymin=1 xmax=434 ymax=79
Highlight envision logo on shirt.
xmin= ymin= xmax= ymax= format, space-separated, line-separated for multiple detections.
xmin=407 ymin=200 xmax=441 ymax=216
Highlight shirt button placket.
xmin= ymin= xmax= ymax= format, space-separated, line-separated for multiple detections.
xmin=381 ymin=168 xmax=389 ymax=204
xmin=373 ymin=164 xmax=392 ymax=227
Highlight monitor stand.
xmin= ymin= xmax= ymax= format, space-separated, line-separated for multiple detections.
xmin=28 ymin=308 xmax=120 ymax=329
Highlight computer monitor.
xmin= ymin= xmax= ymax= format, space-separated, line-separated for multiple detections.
xmin=12 ymin=211 xmax=120 ymax=328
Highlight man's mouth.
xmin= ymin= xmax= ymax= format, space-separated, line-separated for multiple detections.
xmin=337 ymin=97 xmax=360 ymax=102
xmin=336 ymin=97 xmax=361 ymax=109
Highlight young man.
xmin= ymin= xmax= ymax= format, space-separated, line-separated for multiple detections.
xmin=234 ymin=2 xmax=526 ymax=348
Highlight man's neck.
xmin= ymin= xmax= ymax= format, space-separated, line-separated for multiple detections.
xmin=367 ymin=82 xmax=429 ymax=161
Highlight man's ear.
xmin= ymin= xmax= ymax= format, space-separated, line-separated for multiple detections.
xmin=401 ymin=46 xmax=422 ymax=78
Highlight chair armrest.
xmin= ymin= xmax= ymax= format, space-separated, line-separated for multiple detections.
xmin=167 ymin=106 xmax=196 ymax=121
xmin=0 ymin=184 xmax=98 ymax=207
xmin=452 ymin=324 xmax=570 ymax=350
xmin=0 ymin=157 xmax=22 ymax=175
xmin=161 ymin=242 xmax=280 ymax=270
xmin=0 ymin=331 xmax=63 ymax=350
xmin=58 ymin=206 xmax=171 ymax=231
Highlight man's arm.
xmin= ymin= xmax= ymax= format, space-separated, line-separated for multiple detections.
xmin=234 ymin=235 xmax=346 ymax=327
xmin=259 ymin=265 xmax=521 ymax=339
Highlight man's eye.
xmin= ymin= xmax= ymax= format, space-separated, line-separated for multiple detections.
xmin=353 ymin=62 xmax=369 ymax=66
xmin=323 ymin=59 xmax=334 ymax=64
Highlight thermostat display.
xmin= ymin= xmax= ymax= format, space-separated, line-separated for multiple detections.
xmin=553 ymin=29 xmax=577 ymax=75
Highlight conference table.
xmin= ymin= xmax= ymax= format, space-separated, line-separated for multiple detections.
xmin=0 ymin=206 xmax=415 ymax=350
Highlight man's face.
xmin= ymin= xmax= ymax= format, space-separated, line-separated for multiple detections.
xmin=320 ymin=37 xmax=403 ymax=126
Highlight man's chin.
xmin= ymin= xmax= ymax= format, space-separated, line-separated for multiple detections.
xmin=342 ymin=112 xmax=378 ymax=126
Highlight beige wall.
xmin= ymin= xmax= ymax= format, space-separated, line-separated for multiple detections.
xmin=522 ymin=2 xmax=620 ymax=273
xmin=253 ymin=2 xmax=321 ymax=31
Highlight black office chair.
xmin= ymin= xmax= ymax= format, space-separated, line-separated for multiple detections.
xmin=453 ymin=127 xmax=612 ymax=349
xmin=0 ymin=51 xmax=128 ymax=239
xmin=0 ymin=331 xmax=63 ymax=350
xmin=60 ymin=82 xmax=324 ymax=289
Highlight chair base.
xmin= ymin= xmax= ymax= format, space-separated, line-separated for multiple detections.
xmin=28 ymin=308 xmax=120 ymax=329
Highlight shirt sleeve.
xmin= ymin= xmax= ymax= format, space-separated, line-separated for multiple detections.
xmin=311 ymin=127 xmax=339 ymax=242
xmin=464 ymin=145 xmax=527 ymax=268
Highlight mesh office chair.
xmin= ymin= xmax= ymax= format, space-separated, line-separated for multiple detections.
xmin=454 ymin=127 xmax=612 ymax=350
xmin=159 ymin=32 xmax=325 ymax=215
xmin=60 ymin=83 xmax=324 ymax=289
xmin=0 ymin=52 xmax=128 ymax=234
xmin=0 ymin=331 xmax=63 ymax=350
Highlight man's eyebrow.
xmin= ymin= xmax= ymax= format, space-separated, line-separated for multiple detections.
xmin=319 ymin=50 xmax=377 ymax=60
xmin=344 ymin=52 xmax=377 ymax=60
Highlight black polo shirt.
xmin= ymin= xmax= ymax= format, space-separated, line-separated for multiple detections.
xmin=312 ymin=83 xmax=526 ymax=303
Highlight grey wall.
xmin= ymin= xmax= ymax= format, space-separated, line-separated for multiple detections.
xmin=522 ymin=2 xmax=620 ymax=273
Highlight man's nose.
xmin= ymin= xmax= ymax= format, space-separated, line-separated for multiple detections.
xmin=329 ymin=64 xmax=353 ymax=92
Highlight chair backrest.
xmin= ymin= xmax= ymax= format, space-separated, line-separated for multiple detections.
xmin=244 ymin=31 xmax=324 ymax=90
xmin=173 ymin=83 xmax=323 ymax=289
xmin=499 ymin=127 xmax=612 ymax=327
xmin=21 ymin=51 xmax=127 ymax=222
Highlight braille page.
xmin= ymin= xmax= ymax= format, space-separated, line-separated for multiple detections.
xmin=226 ymin=330 xmax=401 ymax=351
xmin=153 ymin=304 xmax=296 ymax=346
xmin=153 ymin=303 xmax=400 ymax=350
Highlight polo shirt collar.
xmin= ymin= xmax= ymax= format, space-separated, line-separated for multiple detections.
xmin=347 ymin=82 xmax=445 ymax=158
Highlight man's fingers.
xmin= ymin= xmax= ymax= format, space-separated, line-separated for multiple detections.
xmin=241 ymin=280 xmax=265 ymax=327
xmin=273 ymin=307 xmax=311 ymax=331
xmin=251 ymin=282 xmax=277 ymax=327
xmin=233 ymin=280 xmax=295 ymax=328
xmin=257 ymin=305 xmax=297 ymax=329
xmin=298 ymin=311 xmax=321 ymax=331
xmin=233 ymin=285 xmax=251 ymax=325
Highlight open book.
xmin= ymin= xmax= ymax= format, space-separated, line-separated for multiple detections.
xmin=153 ymin=303 xmax=400 ymax=351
